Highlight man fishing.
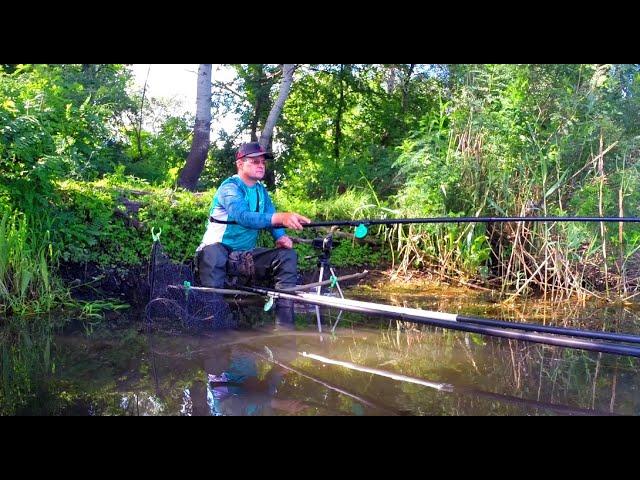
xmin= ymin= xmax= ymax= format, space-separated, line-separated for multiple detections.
xmin=195 ymin=141 xmax=311 ymax=324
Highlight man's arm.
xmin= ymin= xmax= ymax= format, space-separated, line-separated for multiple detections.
xmin=264 ymin=191 xmax=286 ymax=241
xmin=218 ymin=183 xmax=274 ymax=229
xmin=264 ymin=191 xmax=311 ymax=248
xmin=219 ymin=183 xmax=310 ymax=234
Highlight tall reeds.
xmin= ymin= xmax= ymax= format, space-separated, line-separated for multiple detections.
xmin=0 ymin=210 xmax=63 ymax=316
xmin=385 ymin=65 xmax=640 ymax=302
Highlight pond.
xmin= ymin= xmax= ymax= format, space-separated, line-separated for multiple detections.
xmin=2 ymin=283 xmax=640 ymax=415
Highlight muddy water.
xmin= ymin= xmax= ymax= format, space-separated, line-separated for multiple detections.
xmin=3 ymin=284 xmax=640 ymax=415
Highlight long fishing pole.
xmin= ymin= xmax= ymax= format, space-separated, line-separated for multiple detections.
xmin=456 ymin=314 xmax=640 ymax=345
xmin=309 ymin=293 xmax=640 ymax=345
xmin=278 ymin=216 xmax=640 ymax=239
xmin=241 ymin=284 xmax=640 ymax=344
xmin=237 ymin=285 xmax=640 ymax=358
xmin=303 ymin=216 xmax=640 ymax=228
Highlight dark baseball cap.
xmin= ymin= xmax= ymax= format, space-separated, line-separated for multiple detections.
xmin=236 ymin=142 xmax=273 ymax=161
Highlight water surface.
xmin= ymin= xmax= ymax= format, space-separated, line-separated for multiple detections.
xmin=3 ymin=284 xmax=640 ymax=415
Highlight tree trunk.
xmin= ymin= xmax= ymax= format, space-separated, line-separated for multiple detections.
xmin=259 ymin=64 xmax=296 ymax=149
xmin=178 ymin=64 xmax=212 ymax=191
xmin=385 ymin=65 xmax=396 ymax=94
xmin=333 ymin=64 xmax=346 ymax=160
xmin=135 ymin=64 xmax=151 ymax=161
xmin=401 ymin=64 xmax=415 ymax=112
xmin=249 ymin=65 xmax=268 ymax=142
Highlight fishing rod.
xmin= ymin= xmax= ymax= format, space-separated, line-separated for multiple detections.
xmin=239 ymin=284 xmax=640 ymax=345
xmin=293 ymin=216 xmax=640 ymax=239
xmin=236 ymin=285 xmax=640 ymax=358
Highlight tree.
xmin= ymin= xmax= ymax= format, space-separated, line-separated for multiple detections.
xmin=259 ymin=64 xmax=296 ymax=149
xmin=178 ymin=64 xmax=212 ymax=191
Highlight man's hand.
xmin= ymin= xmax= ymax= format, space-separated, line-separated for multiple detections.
xmin=275 ymin=235 xmax=293 ymax=249
xmin=272 ymin=212 xmax=311 ymax=231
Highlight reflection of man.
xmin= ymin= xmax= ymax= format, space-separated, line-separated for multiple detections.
xmin=205 ymin=348 xmax=305 ymax=416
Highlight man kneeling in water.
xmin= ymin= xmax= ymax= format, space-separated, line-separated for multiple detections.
xmin=195 ymin=142 xmax=311 ymax=324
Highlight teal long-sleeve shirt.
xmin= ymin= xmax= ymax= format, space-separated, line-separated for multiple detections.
xmin=197 ymin=175 xmax=285 ymax=252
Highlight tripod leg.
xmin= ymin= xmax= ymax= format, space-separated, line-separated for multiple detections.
xmin=329 ymin=267 xmax=345 ymax=299
xmin=331 ymin=310 xmax=343 ymax=333
xmin=327 ymin=266 xmax=344 ymax=332
xmin=314 ymin=264 xmax=324 ymax=333
xmin=316 ymin=264 xmax=325 ymax=296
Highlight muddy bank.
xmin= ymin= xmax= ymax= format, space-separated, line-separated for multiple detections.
xmin=57 ymin=260 xmax=381 ymax=318
xmin=58 ymin=262 xmax=150 ymax=319
xmin=57 ymin=250 xmax=640 ymax=326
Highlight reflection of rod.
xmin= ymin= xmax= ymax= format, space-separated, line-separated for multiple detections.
xmin=302 ymin=352 xmax=618 ymax=416
xmin=458 ymin=386 xmax=617 ymax=416
xmin=301 ymin=352 xmax=453 ymax=391
xmin=145 ymin=329 xmax=162 ymax=398
xmin=238 ymin=286 xmax=640 ymax=358
xmin=254 ymin=352 xmax=400 ymax=415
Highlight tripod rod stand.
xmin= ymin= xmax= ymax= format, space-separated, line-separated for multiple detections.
xmin=312 ymin=235 xmax=344 ymax=333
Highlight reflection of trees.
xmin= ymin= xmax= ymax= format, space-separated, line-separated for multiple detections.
xmin=292 ymin=310 xmax=640 ymax=415
xmin=0 ymin=318 xmax=54 ymax=415
xmin=301 ymin=351 xmax=618 ymax=416
xmin=5 ymin=327 xmax=208 ymax=415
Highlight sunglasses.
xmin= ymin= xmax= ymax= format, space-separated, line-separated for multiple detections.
xmin=244 ymin=157 xmax=268 ymax=166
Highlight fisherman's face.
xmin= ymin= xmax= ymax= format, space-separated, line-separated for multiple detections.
xmin=239 ymin=155 xmax=267 ymax=181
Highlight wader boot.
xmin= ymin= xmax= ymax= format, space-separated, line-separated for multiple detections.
xmin=275 ymin=297 xmax=295 ymax=326
xmin=252 ymin=248 xmax=298 ymax=327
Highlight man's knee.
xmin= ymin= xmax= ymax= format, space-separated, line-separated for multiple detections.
xmin=272 ymin=249 xmax=298 ymax=290
xmin=275 ymin=249 xmax=298 ymax=277
xmin=278 ymin=248 xmax=298 ymax=266
xmin=197 ymin=243 xmax=230 ymax=288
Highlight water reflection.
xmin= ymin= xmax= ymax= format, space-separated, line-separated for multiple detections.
xmin=0 ymin=317 xmax=54 ymax=415
xmin=3 ymin=286 xmax=640 ymax=415
xmin=133 ymin=322 xmax=640 ymax=415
